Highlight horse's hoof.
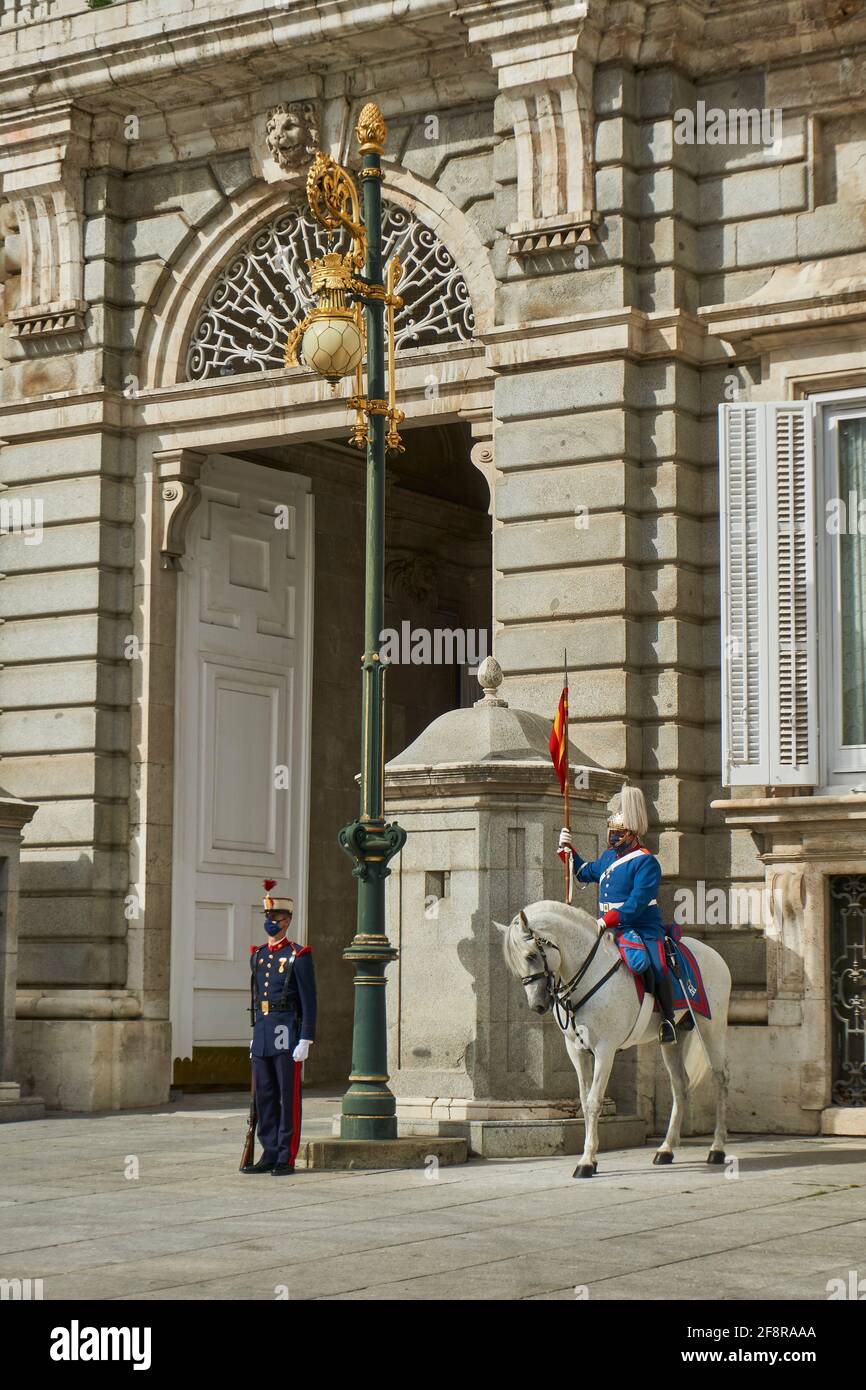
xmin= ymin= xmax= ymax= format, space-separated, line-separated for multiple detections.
xmin=573 ymin=1164 xmax=595 ymax=1179
xmin=706 ymin=1149 xmax=726 ymax=1165
xmin=652 ymin=1150 xmax=674 ymax=1165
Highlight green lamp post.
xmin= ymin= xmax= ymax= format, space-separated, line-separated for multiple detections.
xmin=285 ymin=104 xmax=406 ymax=1142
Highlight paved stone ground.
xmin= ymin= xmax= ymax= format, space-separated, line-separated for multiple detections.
xmin=1 ymin=1091 xmax=864 ymax=1301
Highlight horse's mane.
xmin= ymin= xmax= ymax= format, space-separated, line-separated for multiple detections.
xmin=501 ymin=900 xmax=597 ymax=978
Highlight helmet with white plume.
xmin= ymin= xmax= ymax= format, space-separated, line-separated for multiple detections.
xmin=607 ymin=785 xmax=649 ymax=840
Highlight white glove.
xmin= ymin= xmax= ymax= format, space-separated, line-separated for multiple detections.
xmin=558 ymin=827 xmax=573 ymax=854
xmin=293 ymin=1039 xmax=312 ymax=1062
xmin=596 ymin=918 xmax=609 ymax=936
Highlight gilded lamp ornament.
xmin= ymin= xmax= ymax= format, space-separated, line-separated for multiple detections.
xmin=283 ymin=110 xmax=404 ymax=452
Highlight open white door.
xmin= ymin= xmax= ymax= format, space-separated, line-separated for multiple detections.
xmin=170 ymin=456 xmax=314 ymax=1062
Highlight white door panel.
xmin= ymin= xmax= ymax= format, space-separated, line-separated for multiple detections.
xmin=171 ymin=456 xmax=313 ymax=1058
xmin=198 ymin=662 xmax=288 ymax=868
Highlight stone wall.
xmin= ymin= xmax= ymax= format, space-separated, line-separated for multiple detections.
xmin=0 ymin=0 xmax=865 ymax=1115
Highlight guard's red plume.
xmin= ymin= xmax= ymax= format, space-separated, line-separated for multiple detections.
xmin=263 ymin=879 xmax=277 ymax=892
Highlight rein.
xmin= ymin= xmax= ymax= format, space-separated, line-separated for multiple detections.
xmin=522 ymin=929 xmax=622 ymax=1034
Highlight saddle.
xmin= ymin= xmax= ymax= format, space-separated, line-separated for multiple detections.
xmin=612 ymin=922 xmax=711 ymax=1020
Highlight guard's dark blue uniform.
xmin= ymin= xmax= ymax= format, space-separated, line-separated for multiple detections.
xmin=249 ymin=939 xmax=317 ymax=1167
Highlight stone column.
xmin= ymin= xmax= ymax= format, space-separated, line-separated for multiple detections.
xmin=0 ymin=794 xmax=42 ymax=1121
xmin=383 ymin=659 xmax=647 ymax=1156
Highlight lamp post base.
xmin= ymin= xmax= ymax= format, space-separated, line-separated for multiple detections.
xmin=339 ymin=938 xmax=399 ymax=1140
xmin=339 ymin=817 xmax=406 ymax=1142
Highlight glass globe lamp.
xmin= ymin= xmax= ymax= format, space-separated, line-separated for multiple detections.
xmin=301 ymin=310 xmax=363 ymax=384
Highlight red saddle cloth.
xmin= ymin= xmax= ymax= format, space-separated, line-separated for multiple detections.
xmin=630 ymin=938 xmax=712 ymax=1020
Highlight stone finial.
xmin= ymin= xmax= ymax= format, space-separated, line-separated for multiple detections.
xmin=475 ymin=656 xmax=508 ymax=708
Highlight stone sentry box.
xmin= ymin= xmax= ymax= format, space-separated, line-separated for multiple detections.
xmin=382 ymin=660 xmax=647 ymax=1157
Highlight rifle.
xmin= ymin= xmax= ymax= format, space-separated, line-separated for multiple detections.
xmin=239 ymin=1069 xmax=256 ymax=1171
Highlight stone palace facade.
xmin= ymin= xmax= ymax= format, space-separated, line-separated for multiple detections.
xmin=0 ymin=0 xmax=865 ymax=1141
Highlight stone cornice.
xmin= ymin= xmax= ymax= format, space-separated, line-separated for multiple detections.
xmin=698 ymin=289 xmax=866 ymax=353
xmin=0 ymin=1 xmax=465 ymax=114
xmin=712 ymin=794 xmax=866 ymax=826
xmin=481 ymin=306 xmax=710 ymax=368
xmin=0 ymin=343 xmax=491 ymax=444
xmin=386 ymin=759 xmax=622 ymax=803
xmin=636 ymin=0 xmax=866 ymax=76
xmin=0 ymin=796 xmax=39 ymax=834
xmin=712 ymin=793 xmax=866 ymax=861
xmin=1 ymin=0 xmax=864 ymax=118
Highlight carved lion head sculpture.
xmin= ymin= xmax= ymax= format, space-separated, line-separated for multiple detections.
xmin=265 ymin=102 xmax=320 ymax=174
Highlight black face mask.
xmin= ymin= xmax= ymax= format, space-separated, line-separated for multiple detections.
xmin=264 ymin=915 xmax=290 ymax=937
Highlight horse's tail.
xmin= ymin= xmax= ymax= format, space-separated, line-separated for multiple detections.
xmin=682 ymin=1027 xmax=710 ymax=1089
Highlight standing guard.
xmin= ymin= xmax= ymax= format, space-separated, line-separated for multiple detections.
xmin=558 ymin=786 xmax=679 ymax=1045
xmin=241 ymin=880 xmax=317 ymax=1176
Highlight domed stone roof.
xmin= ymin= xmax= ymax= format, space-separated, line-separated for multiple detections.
xmin=387 ymin=703 xmax=554 ymax=769
xmin=385 ymin=658 xmax=619 ymax=801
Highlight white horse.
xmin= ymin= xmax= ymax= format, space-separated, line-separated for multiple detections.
xmin=499 ymin=900 xmax=731 ymax=1177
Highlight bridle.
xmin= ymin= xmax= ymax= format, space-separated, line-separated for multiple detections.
xmin=521 ymin=922 xmax=622 ymax=1033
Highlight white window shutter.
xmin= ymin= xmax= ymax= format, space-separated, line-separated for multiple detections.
xmin=718 ymin=401 xmax=818 ymax=787
xmin=766 ymin=404 xmax=818 ymax=784
xmin=719 ymin=404 xmax=769 ymax=783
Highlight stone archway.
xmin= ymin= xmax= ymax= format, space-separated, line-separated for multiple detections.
xmin=130 ymin=174 xmax=498 ymax=1090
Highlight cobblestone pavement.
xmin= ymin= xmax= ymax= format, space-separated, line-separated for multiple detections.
xmin=1 ymin=1093 xmax=864 ymax=1301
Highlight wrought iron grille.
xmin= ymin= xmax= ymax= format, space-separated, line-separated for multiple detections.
xmin=830 ymin=875 xmax=866 ymax=1105
xmin=185 ymin=202 xmax=474 ymax=381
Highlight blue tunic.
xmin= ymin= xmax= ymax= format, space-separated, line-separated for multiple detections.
xmin=250 ymin=941 xmax=317 ymax=1059
xmin=573 ymin=845 xmax=663 ymax=936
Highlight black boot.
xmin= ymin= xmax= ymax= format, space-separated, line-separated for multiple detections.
xmin=655 ymin=970 xmax=678 ymax=1045
xmin=242 ymin=1153 xmax=277 ymax=1174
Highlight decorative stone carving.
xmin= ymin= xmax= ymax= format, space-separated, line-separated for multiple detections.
xmin=0 ymin=104 xmax=90 ymax=343
xmin=153 ymin=449 xmax=206 ymax=571
xmin=463 ymin=411 xmax=494 ymax=512
xmin=186 ymin=202 xmax=474 ymax=380
xmin=265 ymin=102 xmax=320 ymax=174
xmin=460 ymin=0 xmax=601 ymax=256
xmin=385 ymin=550 xmax=439 ymax=608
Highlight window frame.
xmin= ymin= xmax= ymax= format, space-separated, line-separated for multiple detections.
xmin=815 ymin=388 xmax=866 ymax=787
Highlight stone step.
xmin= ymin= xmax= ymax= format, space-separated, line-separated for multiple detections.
xmin=399 ymin=1113 xmax=648 ymax=1158
xmin=296 ymin=1136 xmax=468 ymax=1170
xmin=0 ymin=1094 xmax=46 ymax=1124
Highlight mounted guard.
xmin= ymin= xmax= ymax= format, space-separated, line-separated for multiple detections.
xmin=558 ymin=785 xmax=680 ymax=1045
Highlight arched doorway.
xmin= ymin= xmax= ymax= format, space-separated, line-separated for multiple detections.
xmin=166 ymin=196 xmax=492 ymax=1089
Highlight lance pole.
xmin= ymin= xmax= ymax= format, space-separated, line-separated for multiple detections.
xmin=563 ymin=650 xmax=571 ymax=903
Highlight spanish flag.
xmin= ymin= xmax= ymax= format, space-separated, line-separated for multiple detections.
xmin=548 ymin=684 xmax=569 ymax=793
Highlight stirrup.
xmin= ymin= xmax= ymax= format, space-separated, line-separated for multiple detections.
xmin=658 ymin=1019 xmax=677 ymax=1045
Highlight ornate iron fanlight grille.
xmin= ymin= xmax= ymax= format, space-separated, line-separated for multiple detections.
xmin=830 ymin=875 xmax=866 ymax=1105
xmin=186 ymin=202 xmax=474 ymax=381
